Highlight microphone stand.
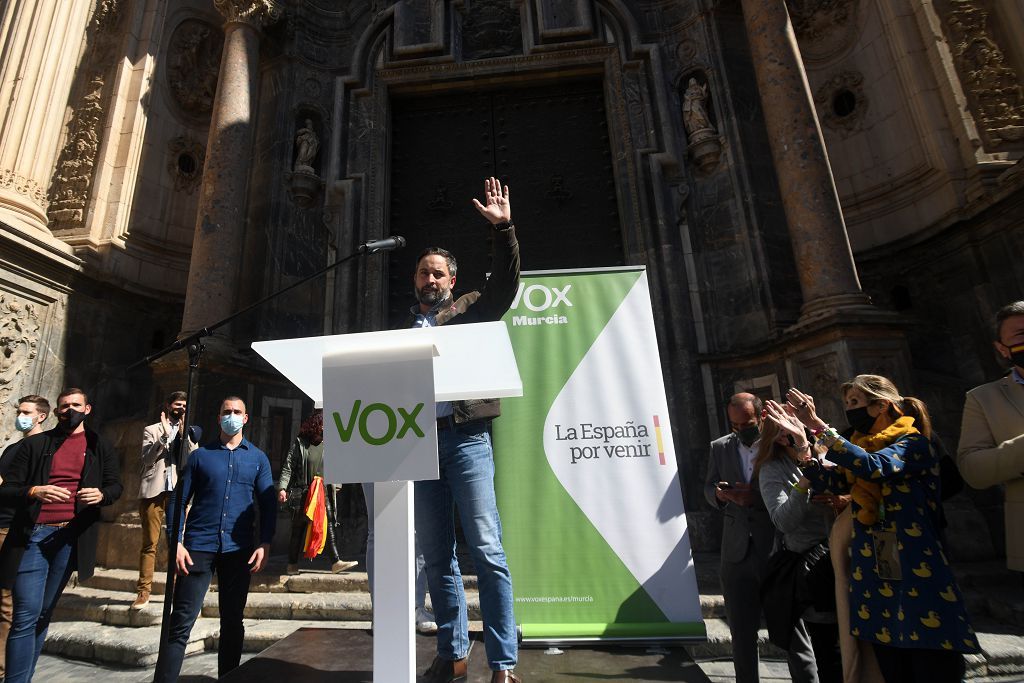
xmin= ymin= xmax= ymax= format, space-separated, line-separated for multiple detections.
xmin=128 ymin=238 xmax=401 ymax=667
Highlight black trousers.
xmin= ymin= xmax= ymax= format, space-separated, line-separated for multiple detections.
xmin=872 ymin=643 xmax=966 ymax=683
xmin=152 ymin=549 xmax=253 ymax=682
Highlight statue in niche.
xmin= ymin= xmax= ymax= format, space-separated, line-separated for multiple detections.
xmin=682 ymin=78 xmax=712 ymax=134
xmin=294 ymin=119 xmax=319 ymax=173
xmin=681 ymin=77 xmax=723 ymax=173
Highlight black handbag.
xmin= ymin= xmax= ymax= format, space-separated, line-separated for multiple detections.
xmin=760 ymin=541 xmax=835 ymax=650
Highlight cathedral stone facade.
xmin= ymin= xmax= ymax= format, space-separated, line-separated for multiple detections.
xmin=1 ymin=0 xmax=1021 ymax=564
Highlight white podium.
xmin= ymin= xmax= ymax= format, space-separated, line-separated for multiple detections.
xmin=253 ymin=321 xmax=522 ymax=681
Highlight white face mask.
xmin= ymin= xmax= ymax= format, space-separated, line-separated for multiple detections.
xmin=220 ymin=414 xmax=244 ymax=436
xmin=15 ymin=415 xmax=35 ymax=432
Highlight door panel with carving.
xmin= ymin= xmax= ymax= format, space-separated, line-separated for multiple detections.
xmin=388 ymin=80 xmax=622 ymax=325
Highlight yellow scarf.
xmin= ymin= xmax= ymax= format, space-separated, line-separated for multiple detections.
xmin=844 ymin=416 xmax=919 ymax=525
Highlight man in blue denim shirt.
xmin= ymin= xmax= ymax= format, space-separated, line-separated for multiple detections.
xmin=153 ymin=396 xmax=276 ymax=682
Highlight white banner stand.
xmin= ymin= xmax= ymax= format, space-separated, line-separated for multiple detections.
xmin=253 ymin=321 xmax=522 ymax=682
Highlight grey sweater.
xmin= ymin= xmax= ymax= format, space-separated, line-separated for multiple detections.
xmin=758 ymin=456 xmax=833 ymax=553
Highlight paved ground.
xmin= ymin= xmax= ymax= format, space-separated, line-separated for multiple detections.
xmin=34 ymin=652 xmax=1024 ymax=682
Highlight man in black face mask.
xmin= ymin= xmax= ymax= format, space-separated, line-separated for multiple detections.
xmin=0 ymin=387 xmax=122 ymax=682
xmin=132 ymin=391 xmax=200 ymax=610
xmin=958 ymin=301 xmax=1024 ymax=580
xmin=703 ymin=392 xmax=775 ymax=683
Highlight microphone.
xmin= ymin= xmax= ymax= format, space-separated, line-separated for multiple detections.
xmin=362 ymin=236 xmax=406 ymax=253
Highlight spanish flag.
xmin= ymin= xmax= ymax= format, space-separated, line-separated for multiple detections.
xmin=302 ymin=476 xmax=328 ymax=559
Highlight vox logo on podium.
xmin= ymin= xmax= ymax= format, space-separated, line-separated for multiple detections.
xmin=332 ymin=400 xmax=426 ymax=446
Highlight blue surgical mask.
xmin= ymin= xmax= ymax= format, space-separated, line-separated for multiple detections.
xmin=15 ymin=415 xmax=35 ymax=432
xmin=220 ymin=414 xmax=244 ymax=436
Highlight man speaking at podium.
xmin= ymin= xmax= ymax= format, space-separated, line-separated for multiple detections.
xmin=413 ymin=177 xmax=522 ymax=683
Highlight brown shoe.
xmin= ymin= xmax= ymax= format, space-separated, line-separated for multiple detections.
xmin=129 ymin=591 xmax=150 ymax=610
xmin=491 ymin=672 xmax=522 ymax=683
xmin=422 ymin=654 xmax=468 ymax=682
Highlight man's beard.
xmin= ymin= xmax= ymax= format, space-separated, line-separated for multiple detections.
xmin=416 ymin=284 xmax=451 ymax=306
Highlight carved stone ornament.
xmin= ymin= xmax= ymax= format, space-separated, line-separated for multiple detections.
xmin=46 ymin=0 xmax=125 ymax=230
xmin=47 ymin=74 xmax=106 ymax=229
xmin=785 ymin=0 xmax=860 ymax=62
xmin=214 ymin=0 xmax=283 ymax=27
xmin=167 ymin=19 xmax=224 ymax=118
xmin=460 ymin=0 xmax=523 ymax=60
xmin=166 ymin=136 xmax=206 ymax=193
xmin=814 ymin=71 xmax=869 ymax=136
xmin=0 ymin=293 xmax=41 ymax=408
xmin=0 ymin=170 xmax=48 ymax=210
xmin=945 ymin=1 xmax=1024 ymax=148
xmin=681 ymin=78 xmax=723 ymax=173
xmin=294 ymin=120 xmax=319 ymax=173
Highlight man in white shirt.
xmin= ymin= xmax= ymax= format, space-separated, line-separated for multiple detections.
xmin=703 ymin=393 xmax=775 ymax=683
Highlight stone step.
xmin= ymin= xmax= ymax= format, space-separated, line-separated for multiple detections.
xmin=58 ymin=584 xmax=480 ymax=623
xmin=71 ymin=571 xmax=727 ymax=622
xmin=76 ymin=565 xmax=485 ymax=595
xmin=43 ymin=616 xmax=1024 ymax=680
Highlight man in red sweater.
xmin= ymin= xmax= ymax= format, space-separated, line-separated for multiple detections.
xmin=0 ymin=388 xmax=122 ymax=683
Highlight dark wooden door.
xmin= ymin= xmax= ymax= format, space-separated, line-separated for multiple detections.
xmin=387 ymin=79 xmax=623 ymax=324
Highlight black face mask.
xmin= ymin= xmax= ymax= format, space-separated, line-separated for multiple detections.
xmin=57 ymin=408 xmax=87 ymax=433
xmin=1006 ymin=343 xmax=1024 ymax=369
xmin=845 ymin=406 xmax=877 ymax=435
xmin=737 ymin=424 xmax=760 ymax=447
xmin=170 ymin=407 xmax=185 ymax=420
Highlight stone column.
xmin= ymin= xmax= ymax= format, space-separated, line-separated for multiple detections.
xmin=179 ymin=0 xmax=281 ymax=337
xmin=0 ymin=1 xmax=94 ymax=236
xmin=740 ymin=0 xmax=870 ymax=320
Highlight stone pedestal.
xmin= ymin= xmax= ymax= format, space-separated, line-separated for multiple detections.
xmin=0 ymin=1 xmax=93 ymax=237
xmin=740 ymin=0 xmax=870 ymax=321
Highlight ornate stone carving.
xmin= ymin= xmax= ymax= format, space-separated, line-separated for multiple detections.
xmin=214 ymin=0 xmax=283 ymax=27
xmin=814 ymin=71 xmax=869 ymax=136
xmin=461 ymin=0 xmax=523 ymax=61
xmin=944 ymin=1 xmax=1024 ymax=148
xmin=0 ymin=293 xmax=41 ymax=408
xmin=46 ymin=0 xmax=125 ymax=230
xmin=47 ymin=74 xmax=106 ymax=228
xmin=682 ymin=77 xmax=723 ymax=173
xmin=0 ymin=170 xmax=48 ymax=210
xmin=166 ymin=136 xmax=206 ymax=193
xmin=786 ymin=0 xmax=853 ymax=40
xmin=294 ymin=120 xmax=319 ymax=173
xmin=785 ymin=0 xmax=860 ymax=63
xmin=166 ymin=20 xmax=224 ymax=118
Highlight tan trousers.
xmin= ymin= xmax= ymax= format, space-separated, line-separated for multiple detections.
xmin=137 ymin=493 xmax=168 ymax=594
xmin=0 ymin=527 xmax=12 ymax=677
xmin=831 ymin=507 xmax=884 ymax=683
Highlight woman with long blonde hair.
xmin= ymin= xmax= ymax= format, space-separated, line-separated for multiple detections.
xmin=786 ymin=375 xmax=978 ymax=683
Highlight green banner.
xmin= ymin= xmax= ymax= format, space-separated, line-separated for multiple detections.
xmin=494 ymin=267 xmax=704 ymax=641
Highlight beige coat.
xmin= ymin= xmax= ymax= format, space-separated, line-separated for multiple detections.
xmin=957 ymin=374 xmax=1024 ymax=571
xmin=138 ymin=421 xmax=198 ymax=500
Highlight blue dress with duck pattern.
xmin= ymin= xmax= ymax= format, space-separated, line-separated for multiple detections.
xmin=808 ymin=426 xmax=979 ymax=654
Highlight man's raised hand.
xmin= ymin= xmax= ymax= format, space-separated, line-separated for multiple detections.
xmin=471 ymin=176 xmax=511 ymax=225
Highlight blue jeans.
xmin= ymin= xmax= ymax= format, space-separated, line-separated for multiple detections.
xmin=362 ymin=482 xmax=429 ymax=610
xmin=6 ymin=524 xmax=77 ymax=683
xmin=153 ymin=549 xmax=253 ymax=682
xmin=415 ymin=420 xmax=517 ymax=670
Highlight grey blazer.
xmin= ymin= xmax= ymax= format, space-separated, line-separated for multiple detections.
xmin=703 ymin=432 xmax=775 ymax=564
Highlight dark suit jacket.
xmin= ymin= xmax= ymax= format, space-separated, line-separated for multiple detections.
xmin=703 ymin=432 xmax=775 ymax=564
xmin=403 ymin=222 xmax=520 ymax=424
xmin=0 ymin=426 xmax=123 ymax=587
